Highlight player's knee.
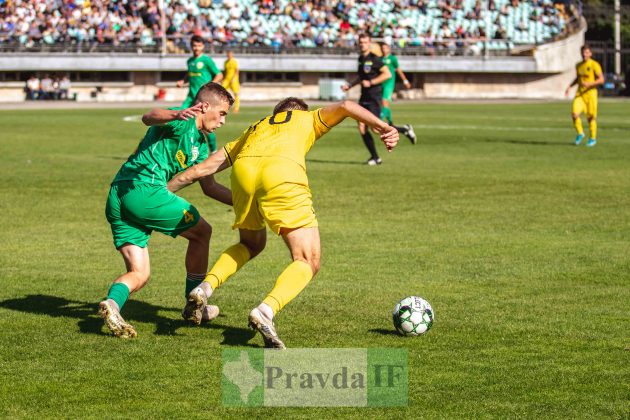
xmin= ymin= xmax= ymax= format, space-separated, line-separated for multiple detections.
xmin=127 ymin=268 xmax=150 ymax=291
xmin=294 ymin=254 xmax=319 ymax=276
xmin=188 ymin=219 xmax=212 ymax=242
xmin=243 ymin=239 xmax=265 ymax=258
xmin=571 ymin=113 xmax=579 ymax=120
xmin=240 ymin=235 xmax=267 ymax=258
xmin=197 ymin=219 xmax=212 ymax=240
xmin=309 ymin=258 xmax=320 ymax=276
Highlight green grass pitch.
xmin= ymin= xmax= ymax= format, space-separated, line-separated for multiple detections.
xmin=0 ymin=100 xmax=628 ymax=418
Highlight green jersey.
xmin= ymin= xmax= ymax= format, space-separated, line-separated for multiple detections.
xmin=113 ymin=116 xmax=209 ymax=186
xmin=382 ymin=54 xmax=399 ymax=87
xmin=186 ymin=54 xmax=221 ymax=99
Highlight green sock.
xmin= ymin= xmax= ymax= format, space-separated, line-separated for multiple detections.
xmin=107 ymin=283 xmax=130 ymax=310
xmin=185 ymin=273 xmax=206 ymax=297
xmin=382 ymin=107 xmax=393 ymax=124
xmin=208 ymin=132 xmax=217 ymax=153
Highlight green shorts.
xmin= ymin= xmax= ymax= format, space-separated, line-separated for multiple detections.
xmin=382 ymin=81 xmax=395 ymax=102
xmin=105 ymin=181 xmax=200 ymax=249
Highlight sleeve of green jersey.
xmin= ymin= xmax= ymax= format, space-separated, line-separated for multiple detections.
xmin=165 ymin=118 xmax=187 ymax=137
xmin=198 ymin=137 xmax=210 ymax=162
xmin=205 ymin=56 xmax=221 ymax=78
xmin=392 ymin=55 xmax=399 ymax=69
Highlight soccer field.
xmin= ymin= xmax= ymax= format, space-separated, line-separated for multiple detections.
xmin=0 ymin=100 xmax=628 ymax=418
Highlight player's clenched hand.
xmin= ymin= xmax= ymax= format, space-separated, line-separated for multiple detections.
xmin=176 ymin=103 xmax=203 ymax=120
xmin=176 ymin=79 xmax=185 ymax=88
xmin=375 ymin=125 xmax=398 ymax=151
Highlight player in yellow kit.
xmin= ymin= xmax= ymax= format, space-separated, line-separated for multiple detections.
xmin=565 ymin=45 xmax=604 ymax=147
xmin=221 ymin=51 xmax=240 ymax=113
xmin=167 ymin=98 xmax=399 ymax=348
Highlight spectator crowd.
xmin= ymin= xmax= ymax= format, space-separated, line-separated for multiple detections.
xmin=24 ymin=73 xmax=72 ymax=100
xmin=0 ymin=0 xmax=573 ymax=53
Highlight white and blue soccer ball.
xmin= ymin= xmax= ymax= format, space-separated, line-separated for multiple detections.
xmin=393 ymin=296 xmax=434 ymax=336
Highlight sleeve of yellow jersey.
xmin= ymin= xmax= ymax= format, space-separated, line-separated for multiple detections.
xmin=593 ymin=60 xmax=602 ymax=77
xmin=223 ymin=124 xmax=254 ymax=166
xmin=312 ymin=108 xmax=332 ymax=140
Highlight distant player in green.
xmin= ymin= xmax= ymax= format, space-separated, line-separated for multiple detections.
xmin=380 ymin=43 xmax=416 ymax=144
xmin=177 ymin=35 xmax=224 ymax=153
xmin=99 ymin=83 xmax=234 ymax=338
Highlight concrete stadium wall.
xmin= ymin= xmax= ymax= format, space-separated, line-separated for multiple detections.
xmin=0 ymin=20 xmax=585 ymax=101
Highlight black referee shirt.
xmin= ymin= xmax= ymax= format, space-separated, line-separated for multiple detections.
xmin=357 ymin=52 xmax=384 ymax=103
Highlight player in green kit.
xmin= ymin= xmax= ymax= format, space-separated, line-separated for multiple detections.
xmin=99 ymin=83 xmax=234 ymax=338
xmin=380 ymin=42 xmax=416 ymax=144
xmin=177 ymin=35 xmax=224 ymax=154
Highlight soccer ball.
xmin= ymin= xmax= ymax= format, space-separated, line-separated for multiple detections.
xmin=393 ymin=296 xmax=434 ymax=336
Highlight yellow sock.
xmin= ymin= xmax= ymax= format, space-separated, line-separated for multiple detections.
xmin=204 ymin=243 xmax=251 ymax=290
xmin=233 ymin=94 xmax=240 ymax=112
xmin=262 ymin=260 xmax=313 ymax=315
xmin=589 ymin=119 xmax=597 ymax=139
xmin=573 ymin=117 xmax=583 ymax=135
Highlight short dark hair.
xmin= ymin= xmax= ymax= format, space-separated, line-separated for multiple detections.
xmin=273 ymin=97 xmax=308 ymax=114
xmin=581 ymin=44 xmax=591 ymax=52
xmin=358 ymin=33 xmax=370 ymax=41
xmin=194 ymin=82 xmax=234 ymax=107
xmin=190 ymin=35 xmax=205 ymax=45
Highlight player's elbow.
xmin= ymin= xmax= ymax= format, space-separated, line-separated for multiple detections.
xmin=141 ymin=113 xmax=153 ymax=126
xmin=339 ymin=100 xmax=353 ymax=114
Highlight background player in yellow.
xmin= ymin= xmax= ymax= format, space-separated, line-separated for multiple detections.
xmin=167 ymin=98 xmax=399 ymax=348
xmin=565 ymin=45 xmax=604 ymax=147
xmin=222 ymin=51 xmax=240 ymax=113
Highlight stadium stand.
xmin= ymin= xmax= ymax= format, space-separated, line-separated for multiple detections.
xmin=0 ymin=0 xmax=573 ymax=55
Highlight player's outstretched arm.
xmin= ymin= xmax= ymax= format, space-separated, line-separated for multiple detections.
xmin=341 ymin=76 xmax=361 ymax=92
xmin=368 ymin=66 xmax=392 ymax=87
xmin=142 ymin=103 xmax=204 ymax=126
xmin=319 ymin=101 xmax=399 ymax=151
xmin=167 ymin=149 xmax=230 ymax=193
xmin=199 ymin=175 xmax=232 ymax=206
xmin=565 ymin=76 xmax=578 ymax=96
xmin=212 ymin=72 xmax=224 ymax=84
xmin=396 ymin=68 xmax=412 ymax=88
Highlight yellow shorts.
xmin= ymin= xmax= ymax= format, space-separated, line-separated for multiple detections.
xmin=572 ymin=90 xmax=598 ymax=118
xmin=221 ymin=78 xmax=240 ymax=94
xmin=231 ymin=157 xmax=317 ymax=234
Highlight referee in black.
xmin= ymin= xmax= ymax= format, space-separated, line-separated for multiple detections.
xmin=342 ymin=33 xmax=392 ymax=165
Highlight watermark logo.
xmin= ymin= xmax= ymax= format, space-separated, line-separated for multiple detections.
xmin=222 ymin=348 xmax=407 ymax=407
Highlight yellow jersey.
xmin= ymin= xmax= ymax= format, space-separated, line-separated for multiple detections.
xmin=224 ymin=109 xmax=331 ymax=181
xmin=224 ymin=58 xmax=239 ymax=80
xmin=576 ymin=58 xmax=602 ymax=96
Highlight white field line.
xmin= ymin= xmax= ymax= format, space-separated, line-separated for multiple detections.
xmin=122 ymin=115 xmax=142 ymax=122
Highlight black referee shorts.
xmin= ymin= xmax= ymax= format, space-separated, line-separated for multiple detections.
xmin=359 ymin=99 xmax=382 ymax=119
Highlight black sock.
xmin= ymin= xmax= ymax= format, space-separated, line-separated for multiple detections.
xmin=361 ymin=131 xmax=379 ymax=160
xmin=392 ymin=124 xmax=407 ymax=134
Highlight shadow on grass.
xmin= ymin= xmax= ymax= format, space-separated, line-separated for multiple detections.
xmin=0 ymin=294 xmax=259 ymax=345
xmin=484 ymin=139 xmax=574 ymax=147
xmin=369 ymin=328 xmax=400 ymax=336
xmin=306 ymin=158 xmax=364 ymax=165
xmin=202 ymin=319 xmax=260 ymax=348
